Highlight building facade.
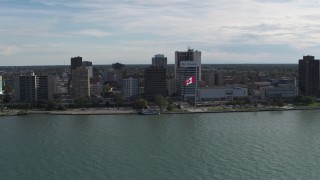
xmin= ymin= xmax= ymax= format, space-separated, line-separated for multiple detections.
xmin=152 ymin=54 xmax=167 ymax=68
xmin=71 ymin=67 xmax=90 ymax=98
xmin=71 ymin=56 xmax=83 ymax=74
xmin=144 ymin=67 xmax=167 ymax=101
xmin=13 ymin=74 xmax=54 ymax=103
xmin=37 ymin=76 xmax=54 ymax=101
xmin=199 ymin=86 xmax=248 ymax=101
xmin=122 ymin=77 xmax=139 ymax=100
xmin=175 ymin=49 xmax=201 ymax=101
xmin=299 ymin=55 xmax=320 ymax=97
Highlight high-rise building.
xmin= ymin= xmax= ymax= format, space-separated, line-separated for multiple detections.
xmin=144 ymin=67 xmax=167 ymax=101
xmin=152 ymin=54 xmax=167 ymax=68
xmin=82 ymin=61 xmax=93 ymax=78
xmin=175 ymin=49 xmax=201 ymax=101
xmin=71 ymin=56 xmax=83 ymax=73
xmin=122 ymin=77 xmax=139 ymax=100
xmin=71 ymin=67 xmax=90 ymax=98
xmin=14 ymin=74 xmax=37 ymax=103
xmin=13 ymin=74 xmax=54 ymax=103
xmin=145 ymin=54 xmax=167 ymax=101
xmin=37 ymin=76 xmax=54 ymax=101
xmin=298 ymin=55 xmax=320 ymax=97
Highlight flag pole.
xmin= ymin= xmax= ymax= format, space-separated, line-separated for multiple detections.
xmin=195 ymin=64 xmax=197 ymax=108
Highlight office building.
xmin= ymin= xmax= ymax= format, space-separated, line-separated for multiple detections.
xmin=122 ymin=77 xmax=139 ymax=100
xmin=71 ymin=67 xmax=90 ymax=98
xmin=37 ymin=76 xmax=54 ymax=101
xmin=71 ymin=56 xmax=83 ymax=73
xmin=152 ymin=54 xmax=167 ymax=68
xmin=175 ymin=49 xmax=201 ymax=101
xmin=144 ymin=67 xmax=167 ymax=101
xmin=82 ymin=61 xmax=93 ymax=78
xmin=13 ymin=74 xmax=54 ymax=103
xmin=299 ymin=55 xmax=320 ymax=97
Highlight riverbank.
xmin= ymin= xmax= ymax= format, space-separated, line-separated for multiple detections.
xmin=22 ymin=106 xmax=320 ymax=116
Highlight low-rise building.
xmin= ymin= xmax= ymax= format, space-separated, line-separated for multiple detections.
xmin=199 ymin=85 xmax=248 ymax=101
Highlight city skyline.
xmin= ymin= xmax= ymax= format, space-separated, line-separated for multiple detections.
xmin=1 ymin=0 xmax=320 ymax=65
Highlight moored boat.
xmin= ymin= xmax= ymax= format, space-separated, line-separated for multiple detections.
xmin=139 ymin=108 xmax=160 ymax=115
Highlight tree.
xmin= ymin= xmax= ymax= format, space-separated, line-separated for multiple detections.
xmin=136 ymin=98 xmax=148 ymax=109
xmin=101 ymin=84 xmax=112 ymax=98
xmin=4 ymin=84 xmax=13 ymax=94
xmin=154 ymin=94 xmax=167 ymax=111
xmin=46 ymin=100 xmax=58 ymax=111
xmin=113 ymin=94 xmax=124 ymax=107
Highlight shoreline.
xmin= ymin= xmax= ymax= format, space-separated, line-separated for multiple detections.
xmin=0 ymin=107 xmax=320 ymax=117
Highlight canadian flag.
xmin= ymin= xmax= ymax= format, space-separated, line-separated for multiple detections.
xmin=184 ymin=76 xmax=196 ymax=86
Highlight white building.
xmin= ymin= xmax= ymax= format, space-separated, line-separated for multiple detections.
xmin=122 ymin=77 xmax=139 ymax=100
xmin=0 ymin=76 xmax=2 ymax=95
xmin=199 ymin=86 xmax=248 ymax=101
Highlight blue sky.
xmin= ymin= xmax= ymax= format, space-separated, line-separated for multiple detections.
xmin=1 ymin=0 xmax=320 ymax=65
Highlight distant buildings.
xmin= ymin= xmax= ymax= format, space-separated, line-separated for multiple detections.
xmin=175 ymin=49 xmax=201 ymax=101
xmin=250 ymin=77 xmax=298 ymax=102
xmin=299 ymin=55 xmax=320 ymax=97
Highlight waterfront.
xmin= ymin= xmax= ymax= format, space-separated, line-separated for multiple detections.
xmin=1 ymin=111 xmax=320 ymax=179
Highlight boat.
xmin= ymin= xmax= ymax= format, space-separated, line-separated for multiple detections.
xmin=139 ymin=108 xmax=160 ymax=115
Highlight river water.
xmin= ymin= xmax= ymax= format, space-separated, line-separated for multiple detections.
xmin=1 ymin=111 xmax=320 ymax=179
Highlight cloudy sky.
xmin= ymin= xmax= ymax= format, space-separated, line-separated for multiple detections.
xmin=1 ymin=0 xmax=320 ymax=65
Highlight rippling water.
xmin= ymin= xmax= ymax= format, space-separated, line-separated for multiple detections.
xmin=1 ymin=111 xmax=320 ymax=179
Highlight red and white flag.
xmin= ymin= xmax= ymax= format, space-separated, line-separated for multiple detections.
xmin=184 ymin=76 xmax=196 ymax=86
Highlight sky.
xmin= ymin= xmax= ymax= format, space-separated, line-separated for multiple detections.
xmin=1 ymin=0 xmax=320 ymax=65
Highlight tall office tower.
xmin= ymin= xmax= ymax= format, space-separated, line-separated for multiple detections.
xmin=299 ymin=55 xmax=320 ymax=97
xmin=144 ymin=67 xmax=167 ymax=101
xmin=175 ymin=49 xmax=201 ymax=101
xmin=122 ymin=77 xmax=139 ymax=100
xmin=152 ymin=54 xmax=167 ymax=68
xmin=37 ymin=76 xmax=54 ymax=101
xmin=82 ymin=61 xmax=93 ymax=78
xmin=71 ymin=67 xmax=90 ymax=98
xmin=14 ymin=74 xmax=37 ymax=103
xmin=71 ymin=56 xmax=83 ymax=74
xmin=144 ymin=54 xmax=167 ymax=101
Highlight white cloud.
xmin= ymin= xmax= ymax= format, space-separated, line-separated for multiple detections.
xmin=1 ymin=0 xmax=320 ymax=64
